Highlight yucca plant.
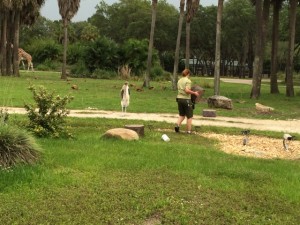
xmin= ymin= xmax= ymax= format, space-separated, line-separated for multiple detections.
xmin=0 ymin=125 xmax=42 ymax=169
xmin=0 ymin=109 xmax=9 ymax=125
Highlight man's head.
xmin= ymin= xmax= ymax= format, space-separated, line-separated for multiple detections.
xmin=182 ymin=69 xmax=190 ymax=77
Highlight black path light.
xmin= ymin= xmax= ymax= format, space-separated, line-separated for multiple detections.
xmin=241 ymin=130 xmax=250 ymax=146
xmin=283 ymin=134 xmax=294 ymax=151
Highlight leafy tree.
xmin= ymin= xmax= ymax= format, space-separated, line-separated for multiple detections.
xmin=20 ymin=17 xmax=57 ymax=48
xmin=80 ymin=23 xmax=99 ymax=42
xmin=222 ymin=0 xmax=255 ymax=78
xmin=120 ymin=38 xmax=150 ymax=75
xmin=190 ymin=6 xmax=217 ymax=75
xmin=83 ymin=37 xmax=119 ymax=73
xmin=89 ymin=0 xmax=178 ymax=53
xmin=27 ymin=38 xmax=62 ymax=64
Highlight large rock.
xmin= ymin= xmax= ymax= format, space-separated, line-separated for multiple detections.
xmin=207 ymin=95 xmax=233 ymax=110
xmin=103 ymin=128 xmax=139 ymax=141
xmin=255 ymin=103 xmax=274 ymax=113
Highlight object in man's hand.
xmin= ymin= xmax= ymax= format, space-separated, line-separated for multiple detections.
xmin=191 ymin=85 xmax=205 ymax=104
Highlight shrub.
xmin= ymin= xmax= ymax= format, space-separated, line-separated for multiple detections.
xmin=150 ymin=65 xmax=164 ymax=79
xmin=67 ymin=43 xmax=87 ymax=65
xmin=0 ymin=125 xmax=42 ymax=169
xmin=91 ymin=69 xmax=118 ymax=79
xmin=35 ymin=59 xmax=61 ymax=71
xmin=27 ymin=39 xmax=62 ymax=64
xmin=0 ymin=109 xmax=9 ymax=125
xmin=24 ymin=86 xmax=73 ymax=138
xmin=83 ymin=37 xmax=119 ymax=73
xmin=70 ymin=60 xmax=90 ymax=77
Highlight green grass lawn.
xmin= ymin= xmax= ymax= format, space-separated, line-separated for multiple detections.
xmin=1 ymin=72 xmax=300 ymax=224
xmin=1 ymin=118 xmax=300 ymax=224
xmin=1 ymin=71 xmax=300 ymax=119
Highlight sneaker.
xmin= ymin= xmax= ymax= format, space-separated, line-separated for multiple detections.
xmin=175 ymin=125 xmax=180 ymax=133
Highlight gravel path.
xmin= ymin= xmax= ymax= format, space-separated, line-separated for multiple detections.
xmin=2 ymin=107 xmax=300 ymax=134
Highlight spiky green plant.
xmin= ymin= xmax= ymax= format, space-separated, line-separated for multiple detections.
xmin=0 ymin=125 xmax=42 ymax=169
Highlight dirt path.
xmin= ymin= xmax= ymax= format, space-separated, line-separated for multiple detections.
xmin=2 ymin=106 xmax=299 ymax=160
xmin=2 ymin=107 xmax=300 ymax=134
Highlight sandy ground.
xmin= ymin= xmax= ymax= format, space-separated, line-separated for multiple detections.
xmin=2 ymin=106 xmax=300 ymax=134
xmin=2 ymin=106 xmax=300 ymax=160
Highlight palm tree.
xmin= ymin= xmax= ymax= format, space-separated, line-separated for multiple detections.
xmin=144 ymin=0 xmax=158 ymax=88
xmin=285 ymin=0 xmax=297 ymax=97
xmin=172 ymin=0 xmax=185 ymax=90
xmin=0 ymin=0 xmax=12 ymax=75
xmin=250 ymin=0 xmax=270 ymax=99
xmin=185 ymin=0 xmax=199 ymax=69
xmin=213 ymin=0 xmax=224 ymax=95
xmin=1 ymin=0 xmax=45 ymax=76
xmin=270 ymin=0 xmax=283 ymax=94
xmin=58 ymin=0 xmax=81 ymax=79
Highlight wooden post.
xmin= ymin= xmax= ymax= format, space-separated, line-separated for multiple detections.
xmin=124 ymin=124 xmax=145 ymax=136
xmin=202 ymin=109 xmax=217 ymax=117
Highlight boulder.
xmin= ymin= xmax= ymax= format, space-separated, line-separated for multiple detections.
xmin=207 ymin=95 xmax=233 ymax=110
xmin=255 ymin=103 xmax=274 ymax=113
xmin=103 ymin=128 xmax=139 ymax=141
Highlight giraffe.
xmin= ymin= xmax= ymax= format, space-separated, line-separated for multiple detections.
xmin=18 ymin=48 xmax=33 ymax=71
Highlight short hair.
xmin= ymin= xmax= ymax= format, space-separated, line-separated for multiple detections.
xmin=182 ymin=69 xmax=190 ymax=77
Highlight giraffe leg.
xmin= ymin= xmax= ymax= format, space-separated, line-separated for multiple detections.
xmin=28 ymin=62 xmax=33 ymax=71
xmin=21 ymin=60 xmax=25 ymax=70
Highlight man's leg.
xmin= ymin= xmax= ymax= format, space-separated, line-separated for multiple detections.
xmin=175 ymin=116 xmax=185 ymax=132
xmin=186 ymin=117 xmax=193 ymax=133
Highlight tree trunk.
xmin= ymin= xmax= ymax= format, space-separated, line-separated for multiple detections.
xmin=285 ymin=0 xmax=297 ymax=97
xmin=0 ymin=11 xmax=8 ymax=75
xmin=185 ymin=22 xmax=191 ymax=69
xmin=214 ymin=0 xmax=223 ymax=96
xmin=250 ymin=0 xmax=263 ymax=99
xmin=144 ymin=0 xmax=157 ymax=88
xmin=6 ymin=11 xmax=14 ymax=76
xmin=61 ymin=19 xmax=68 ymax=79
xmin=270 ymin=0 xmax=280 ymax=94
xmin=172 ymin=0 xmax=185 ymax=90
xmin=13 ymin=11 xmax=20 ymax=77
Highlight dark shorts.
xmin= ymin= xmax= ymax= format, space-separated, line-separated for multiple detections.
xmin=177 ymin=98 xmax=193 ymax=119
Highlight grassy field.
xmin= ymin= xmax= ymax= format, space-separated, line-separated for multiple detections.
xmin=1 ymin=72 xmax=300 ymax=224
xmin=1 ymin=118 xmax=300 ymax=224
xmin=0 ymin=71 xmax=300 ymax=119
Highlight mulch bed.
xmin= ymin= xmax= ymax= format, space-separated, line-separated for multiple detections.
xmin=200 ymin=133 xmax=300 ymax=160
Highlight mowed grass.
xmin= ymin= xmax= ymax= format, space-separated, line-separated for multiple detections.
xmin=0 ymin=71 xmax=300 ymax=119
xmin=1 ymin=72 xmax=300 ymax=224
xmin=1 ymin=118 xmax=300 ymax=224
